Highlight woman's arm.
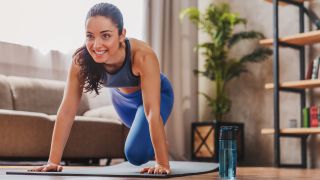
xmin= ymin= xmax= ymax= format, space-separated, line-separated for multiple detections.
xmin=30 ymin=59 xmax=83 ymax=172
xmin=48 ymin=60 xmax=84 ymax=164
xmin=138 ymin=52 xmax=170 ymax=174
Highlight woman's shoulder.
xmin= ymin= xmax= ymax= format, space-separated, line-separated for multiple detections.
xmin=129 ymin=38 xmax=157 ymax=62
xmin=129 ymin=38 xmax=159 ymax=74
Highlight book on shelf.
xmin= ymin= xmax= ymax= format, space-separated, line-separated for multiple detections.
xmin=302 ymin=107 xmax=309 ymax=128
xmin=318 ymin=106 xmax=320 ymax=127
xmin=310 ymin=106 xmax=319 ymax=127
xmin=302 ymin=106 xmax=320 ymax=128
xmin=311 ymin=57 xmax=320 ymax=79
xmin=306 ymin=56 xmax=320 ymax=80
xmin=306 ymin=60 xmax=314 ymax=79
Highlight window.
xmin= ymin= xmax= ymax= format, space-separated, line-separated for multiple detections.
xmin=0 ymin=0 xmax=146 ymax=53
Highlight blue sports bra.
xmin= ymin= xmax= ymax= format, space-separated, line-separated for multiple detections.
xmin=102 ymin=38 xmax=140 ymax=87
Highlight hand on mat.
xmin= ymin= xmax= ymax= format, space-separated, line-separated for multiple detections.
xmin=28 ymin=162 xmax=63 ymax=172
xmin=140 ymin=164 xmax=171 ymax=174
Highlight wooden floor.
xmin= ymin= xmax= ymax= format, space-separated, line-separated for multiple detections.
xmin=1 ymin=166 xmax=320 ymax=179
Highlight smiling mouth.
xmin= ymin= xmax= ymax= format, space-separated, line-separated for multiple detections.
xmin=93 ymin=50 xmax=107 ymax=55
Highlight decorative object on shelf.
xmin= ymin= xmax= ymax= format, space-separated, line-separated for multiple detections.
xmin=289 ymin=119 xmax=298 ymax=128
xmin=180 ymin=3 xmax=272 ymax=121
xmin=311 ymin=57 xmax=319 ymax=79
xmin=191 ymin=121 xmax=244 ymax=162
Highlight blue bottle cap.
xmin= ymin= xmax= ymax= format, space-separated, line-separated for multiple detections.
xmin=219 ymin=126 xmax=238 ymax=140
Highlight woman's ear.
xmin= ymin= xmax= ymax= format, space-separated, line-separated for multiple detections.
xmin=120 ymin=28 xmax=127 ymax=42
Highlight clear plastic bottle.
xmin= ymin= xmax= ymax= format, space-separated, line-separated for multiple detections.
xmin=219 ymin=126 xmax=237 ymax=179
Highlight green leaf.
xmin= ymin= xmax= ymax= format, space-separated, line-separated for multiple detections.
xmin=179 ymin=7 xmax=200 ymax=24
xmin=228 ymin=31 xmax=265 ymax=48
xmin=224 ymin=60 xmax=248 ymax=81
xmin=239 ymin=47 xmax=273 ymax=63
xmin=180 ymin=7 xmax=200 ymax=20
xmin=200 ymin=92 xmax=213 ymax=102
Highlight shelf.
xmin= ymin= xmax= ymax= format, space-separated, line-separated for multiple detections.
xmin=259 ymin=30 xmax=320 ymax=46
xmin=265 ymin=79 xmax=320 ymax=89
xmin=261 ymin=128 xmax=320 ymax=135
xmin=264 ymin=0 xmax=309 ymax=6
xmin=264 ymin=0 xmax=312 ymax=168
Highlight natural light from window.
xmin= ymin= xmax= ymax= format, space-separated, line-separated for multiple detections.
xmin=0 ymin=0 xmax=145 ymax=54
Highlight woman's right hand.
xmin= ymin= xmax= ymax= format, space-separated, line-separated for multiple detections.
xmin=28 ymin=162 xmax=63 ymax=172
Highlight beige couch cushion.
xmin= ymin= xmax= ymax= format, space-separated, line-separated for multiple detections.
xmin=0 ymin=75 xmax=13 ymax=110
xmin=86 ymin=88 xmax=112 ymax=109
xmin=83 ymin=105 xmax=120 ymax=120
xmin=8 ymin=76 xmax=89 ymax=115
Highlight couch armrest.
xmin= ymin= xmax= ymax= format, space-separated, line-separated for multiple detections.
xmin=0 ymin=109 xmax=53 ymax=157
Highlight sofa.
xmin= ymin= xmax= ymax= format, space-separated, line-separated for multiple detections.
xmin=0 ymin=74 xmax=128 ymax=165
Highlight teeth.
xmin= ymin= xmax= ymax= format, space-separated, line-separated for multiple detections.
xmin=95 ymin=50 xmax=107 ymax=55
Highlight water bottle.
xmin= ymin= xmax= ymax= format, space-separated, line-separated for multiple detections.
xmin=219 ymin=126 xmax=237 ymax=179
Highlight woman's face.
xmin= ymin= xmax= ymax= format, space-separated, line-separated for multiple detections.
xmin=85 ymin=16 xmax=125 ymax=64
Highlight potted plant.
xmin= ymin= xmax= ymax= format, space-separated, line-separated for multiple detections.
xmin=181 ymin=3 xmax=272 ymax=162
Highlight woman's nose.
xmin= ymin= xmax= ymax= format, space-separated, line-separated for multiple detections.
xmin=93 ymin=38 xmax=102 ymax=48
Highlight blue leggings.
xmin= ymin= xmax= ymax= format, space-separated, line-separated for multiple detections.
xmin=110 ymin=74 xmax=174 ymax=166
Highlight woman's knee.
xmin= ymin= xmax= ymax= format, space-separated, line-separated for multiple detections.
xmin=124 ymin=144 xmax=153 ymax=166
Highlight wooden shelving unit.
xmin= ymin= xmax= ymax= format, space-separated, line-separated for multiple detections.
xmin=259 ymin=30 xmax=320 ymax=46
xmin=261 ymin=128 xmax=320 ymax=135
xmin=261 ymin=0 xmax=320 ymax=168
xmin=265 ymin=79 xmax=320 ymax=89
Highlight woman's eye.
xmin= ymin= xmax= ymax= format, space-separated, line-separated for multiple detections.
xmin=86 ymin=34 xmax=94 ymax=39
xmin=102 ymin=34 xmax=111 ymax=39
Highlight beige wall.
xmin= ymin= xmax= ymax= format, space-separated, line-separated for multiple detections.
xmin=198 ymin=0 xmax=215 ymax=122
xmin=198 ymin=0 xmax=320 ymax=167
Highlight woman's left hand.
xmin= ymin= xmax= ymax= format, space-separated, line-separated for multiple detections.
xmin=140 ymin=163 xmax=171 ymax=174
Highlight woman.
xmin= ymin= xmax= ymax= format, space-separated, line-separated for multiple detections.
xmin=30 ymin=3 xmax=174 ymax=174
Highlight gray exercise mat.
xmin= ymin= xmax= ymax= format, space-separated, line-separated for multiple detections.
xmin=6 ymin=161 xmax=218 ymax=178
